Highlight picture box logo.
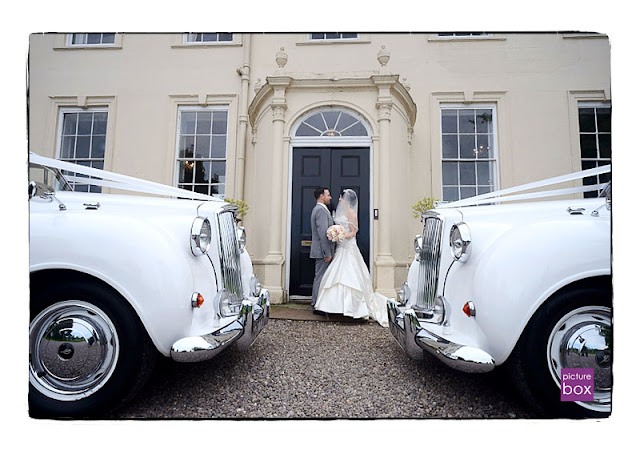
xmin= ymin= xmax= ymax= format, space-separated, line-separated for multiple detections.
xmin=560 ymin=368 xmax=594 ymax=402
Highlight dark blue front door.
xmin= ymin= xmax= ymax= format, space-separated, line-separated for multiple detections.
xmin=290 ymin=147 xmax=370 ymax=296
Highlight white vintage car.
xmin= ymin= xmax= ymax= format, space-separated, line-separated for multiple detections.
xmin=28 ymin=153 xmax=269 ymax=418
xmin=387 ymin=166 xmax=612 ymax=418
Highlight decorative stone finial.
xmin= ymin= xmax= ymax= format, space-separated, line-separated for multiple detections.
xmin=276 ymin=47 xmax=288 ymax=70
xmin=377 ymin=45 xmax=390 ymax=68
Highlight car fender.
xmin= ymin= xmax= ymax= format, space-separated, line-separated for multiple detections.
xmin=467 ymin=217 xmax=611 ymax=364
xmin=29 ymin=211 xmax=216 ymax=356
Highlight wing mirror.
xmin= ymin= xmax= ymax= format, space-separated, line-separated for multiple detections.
xmin=29 ymin=181 xmax=66 ymax=210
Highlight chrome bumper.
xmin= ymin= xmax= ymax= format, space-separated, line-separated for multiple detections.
xmin=387 ymin=299 xmax=495 ymax=373
xmin=170 ymin=288 xmax=270 ymax=363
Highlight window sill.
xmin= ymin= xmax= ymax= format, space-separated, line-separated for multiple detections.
xmin=54 ymin=44 xmax=122 ymax=51
xmin=562 ymin=33 xmax=608 ymax=40
xmin=296 ymin=39 xmax=371 ymax=46
xmin=172 ymin=42 xmax=242 ymax=49
xmin=427 ymin=36 xmax=506 ymax=43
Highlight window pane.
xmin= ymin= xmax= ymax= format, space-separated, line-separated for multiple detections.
xmin=63 ymin=114 xmax=77 ymax=135
xmin=102 ymin=33 xmax=115 ymax=44
xmin=326 ymin=33 xmax=340 ymax=39
xmin=61 ymin=136 xmax=75 ymax=158
xmin=340 ymin=121 xmax=367 ymax=136
xmin=580 ymin=134 xmax=597 ymax=159
xmin=459 ymin=110 xmax=475 ymax=133
xmin=93 ymin=112 xmax=107 ymax=134
xmin=196 ymin=112 xmax=212 ymax=134
xmin=341 ymin=33 xmax=357 ymax=39
xmin=442 ymin=162 xmax=458 ymax=185
xmin=211 ymin=136 xmax=226 ymax=158
xmin=443 ymin=187 xmax=459 ymax=202
xmin=305 ymin=113 xmax=326 ymax=132
xmin=477 ymin=135 xmax=491 ymax=158
xmin=322 ymin=111 xmax=340 ymax=130
xmin=599 ymin=134 xmax=611 ymax=159
xmin=211 ymin=184 xmax=225 ymax=195
xmin=336 ymin=113 xmax=358 ymax=132
xmin=441 ymin=110 xmax=458 ymax=133
xmin=194 ymin=161 xmax=209 ymax=183
xmin=210 ymin=162 xmax=226 ymax=184
xmin=597 ymin=108 xmax=611 ymax=132
xmin=202 ymin=33 xmax=218 ymax=42
xmin=296 ymin=122 xmax=320 ymax=136
xmin=87 ymin=34 xmax=101 ymax=44
xmin=76 ymin=136 xmax=90 ymax=158
xmin=442 ymin=135 xmax=458 ymax=158
xmin=477 ymin=161 xmax=492 ymax=186
xmin=194 ymin=185 xmax=209 ymax=195
xmin=181 ymin=112 xmax=196 ymax=134
xmin=460 ymin=162 xmax=476 ymax=185
xmin=195 ymin=136 xmax=211 ymax=158
xmin=461 ymin=187 xmax=477 ymax=199
xmin=311 ymin=33 xmax=324 ymax=39
xmin=91 ymin=136 xmax=105 ymax=158
xmin=212 ymin=112 xmax=228 ymax=134
xmin=579 ymin=108 xmax=596 ymax=132
xmin=460 ymin=135 xmax=476 ymax=159
xmin=476 ymin=109 xmax=492 ymax=133
xmin=179 ymin=161 xmax=194 ymax=184
xmin=219 ymin=33 xmax=233 ymax=41
xmin=179 ymin=136 xmax=195 ymax=158
xmin=77 ymin=113 xmax=93 ymax=135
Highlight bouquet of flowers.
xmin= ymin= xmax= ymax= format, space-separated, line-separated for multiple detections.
xmin=327 ymin=224 xmax=346 ymax=243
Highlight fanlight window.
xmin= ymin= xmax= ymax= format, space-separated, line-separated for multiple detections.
xmin=295 ymin=110 xmax=368 ymax=137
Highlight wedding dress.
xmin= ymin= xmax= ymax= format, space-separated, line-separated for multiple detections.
xmin=314 ymin=190 xmax=389 ymax=327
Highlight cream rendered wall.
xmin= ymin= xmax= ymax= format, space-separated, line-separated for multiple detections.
xmin=28 ymin=32 xmax=611 ymax=302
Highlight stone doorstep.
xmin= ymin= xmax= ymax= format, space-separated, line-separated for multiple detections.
xmin=269 ymin=304 xmax=371 ymax=323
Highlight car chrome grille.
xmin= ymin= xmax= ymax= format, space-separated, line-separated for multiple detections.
xmin=216 ymin=208 xmax=243 ymax=300
xmin=416 ymin=214 xmax=444 ymax=310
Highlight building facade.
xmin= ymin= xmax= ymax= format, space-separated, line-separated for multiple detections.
xmin=28 ymin=32 xmax=612 ymax=303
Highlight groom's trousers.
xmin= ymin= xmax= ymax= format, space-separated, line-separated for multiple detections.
xmin=312 ymin=258 xmax=331 ymax=307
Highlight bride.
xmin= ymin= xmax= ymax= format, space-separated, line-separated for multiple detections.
xmin=314 ymin=189 xmax=389 ymax=327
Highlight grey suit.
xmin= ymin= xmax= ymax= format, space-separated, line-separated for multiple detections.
xmin=310 ymin=202 xmax=335 ymax=306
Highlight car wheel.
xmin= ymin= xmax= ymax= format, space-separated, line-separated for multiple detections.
xmin=507 ymin=284 xmax=612 ymax=418
xmin=29 ymin=278 xmax=157 ymax=418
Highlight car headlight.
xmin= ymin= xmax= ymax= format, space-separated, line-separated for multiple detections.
xmin=237 ymin=226 xmax=246 ymax=253
xmin=250 ymin=274 xmax=262 ymax=297
xmin=190 ymin=217 xmax=212 ymax=256
xmin=414 ymin=235 xmax=423 ymax=261
xmin=449 ymin=222 xmax=471 ymax=262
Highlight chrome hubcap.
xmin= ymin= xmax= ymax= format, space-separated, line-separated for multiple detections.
xmin=29 ymin=301 xmax=119 ymax=402
xmin=547 ymin=306 xmax=612 ymax=412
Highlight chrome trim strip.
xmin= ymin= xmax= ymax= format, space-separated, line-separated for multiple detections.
xmin=387 ymin=299 xmax=495 ymax=373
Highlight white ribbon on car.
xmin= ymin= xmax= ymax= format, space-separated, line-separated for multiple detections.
xmin=29 ymin=152 xmax=215 ymax=201
xmin=438 ymin=164 xmax=611 ymax=208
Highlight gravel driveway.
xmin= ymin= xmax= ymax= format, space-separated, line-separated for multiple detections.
xmin=110 ymin=319 xmax=536 ymax=419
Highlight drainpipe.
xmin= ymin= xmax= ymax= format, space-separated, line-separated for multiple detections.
xmin=235 ymin=33 xmax=252 ymax=199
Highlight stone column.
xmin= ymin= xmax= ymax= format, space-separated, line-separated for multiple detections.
xmin=372 ymin=69 xmax=398 ymax=298
xmin=262 ymin=75 xmax=291 ymax=304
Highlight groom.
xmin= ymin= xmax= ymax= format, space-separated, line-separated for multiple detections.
xmin=310 ymin=187 xmax=335 ymax=312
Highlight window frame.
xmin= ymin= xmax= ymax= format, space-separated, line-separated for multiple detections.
xmin=174 ymin=105 xmax=230 ymax=198
xmin=308 ymin=33 xmax=359 ymax=41
xmin=183 ymin=33 xmax=234 ymax=45
xmin=67 ymin=33 xmax=117 ymax=47
xmin=578 ymin=101 xmax=611 ymax=197
xmin=439 ymin=103 xmax=500 ymax=202
xmin=55 ymin=106 xmax=109 ymax=192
